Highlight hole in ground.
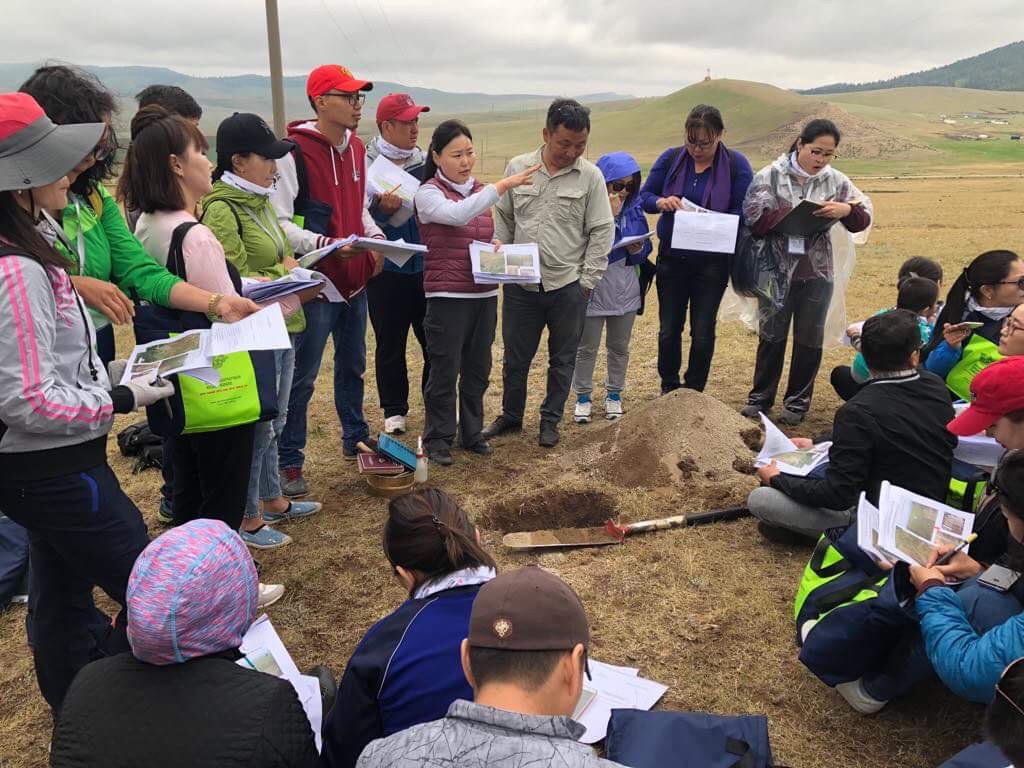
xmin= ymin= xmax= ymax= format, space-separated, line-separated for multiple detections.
xmin=482 ymin=490 xmax=617 ymax=533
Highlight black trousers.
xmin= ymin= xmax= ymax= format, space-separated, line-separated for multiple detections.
xmin=172 ymin=424 xmax=256 ymax=531
xmin=500 ymin=281 xmax=588 ymax=426
xmin=748 ymin=277 xmax=833 ymax=414
xmin=655 ymin=254 xmax=730 ymax=393
xmin=95 ymin=324 xmax=116 ymax=369
xmin=422 ymin=296 xmax=497 ymax=450
xmin=367 ymin=270 xmax=429 ymax=418
xmin=830 ymin=365 xmax=865 ymax=402
xmin=0 ymin=463 xmax=150 ymax=712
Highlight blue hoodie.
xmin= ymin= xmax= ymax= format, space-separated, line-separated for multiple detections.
xmin=587 ymin=152 xmax=652 ymax=317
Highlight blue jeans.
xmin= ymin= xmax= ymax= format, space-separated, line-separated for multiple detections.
xmin=245 ymin=340 xmax=296 ymax=519
xmin=862 ymin=575 xmax=1023 ymax=701
xmin=279 ymin=294 xmax=369 ymax=467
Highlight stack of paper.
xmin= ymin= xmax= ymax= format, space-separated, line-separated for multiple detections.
xmin=572 ymin=660 xmax=667 ymax=744
xmin=238 ymin=615 xmax=323 ymax=752
xmin=469 ymin=241 xmax=542 ymax=284
xmin=754 ymin=413 xmax=832 ymax=477
xmin=670 ymin=199 xmax=739 ymax=254
xmin=366 ymin=154 xmax=420 ymax=227
xmin=857 ymin=483 xmax=976 ymax=566
xmin=120 ymin=304 xmax=292 ymax=386
xmin=241 ymin=273 xmax=324 ymax=303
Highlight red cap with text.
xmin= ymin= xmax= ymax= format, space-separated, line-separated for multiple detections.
xmin=947 ymin=356 xmax=1024 ymax=436
xmin=306 ymin=65 xmax=373 ymax=98
xmin=376 ymin=93 xmax=430 ymax=123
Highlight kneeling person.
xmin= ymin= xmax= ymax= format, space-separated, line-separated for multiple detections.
xmin=356 ymin=566 xmax=624 ymax=768
xmin=751 ymin=309 xmax=957 ymax=540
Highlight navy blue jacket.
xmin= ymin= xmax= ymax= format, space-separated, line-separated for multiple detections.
xmin=321 ymin=584 xmax=480 ymax=768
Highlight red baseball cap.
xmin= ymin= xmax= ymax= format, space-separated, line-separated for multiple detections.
xmin=376 ymin=93 xmax=430 ymax=123
xmin=948 ymin=356 xmax=1024 ymax=436
xmin=306 ymin=65 xmax=373 ymax=99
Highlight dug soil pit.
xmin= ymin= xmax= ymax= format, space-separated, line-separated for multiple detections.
xmin=560 ymin=388 xmax=759 ymax=506
xmin=481 ymin=489 xmax=617 ymax=533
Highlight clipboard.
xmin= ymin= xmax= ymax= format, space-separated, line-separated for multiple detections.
xmin=769 ymin=200 xmax=837 ymax=238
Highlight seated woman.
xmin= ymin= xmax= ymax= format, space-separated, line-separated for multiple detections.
xmin=50 ymin=519 xmax=318 ymax=768
xmin=321 ymin=488 xmax=497 ymax=768
xmin=922 ymin=250 xmax=1024 ymax=399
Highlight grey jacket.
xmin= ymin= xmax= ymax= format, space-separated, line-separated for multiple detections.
xmin=356 ymin=700 xmax=625 ymax=768
xmin=587 ymin=257 xmax=640 ymax=317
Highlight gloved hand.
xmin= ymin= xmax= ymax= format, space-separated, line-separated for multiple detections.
xmin=124 ymin=377 xmax=175 ymax=409
xmin=107 ymin=359 xmax=127 ymax=385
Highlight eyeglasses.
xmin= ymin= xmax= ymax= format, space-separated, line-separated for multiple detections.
xmin=685 ymin=138 xmax=716 ymax=151
xmin=809 ymin=148 xmax=838 ymax=160
xmin=1001 ymin=312 xmax=1024 ymax=336
xmin=322 ymin=91 xmax=366 ymax=106
xmin=995 ymin=658 xmax=1024 ymax=719
xmin=995 ymin=278 xmax=1024 ymax=290
xmin=92 ymin=126 xmax=115 ymax=162
xmin=610 ymin=181 xmax=635 ymax=193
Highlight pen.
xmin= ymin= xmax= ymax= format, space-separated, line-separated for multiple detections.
xmin=155 ymin=375 xmax=174 ymax=419
xmin=385 ymin=182 xmax=402 ymax=195
xmin=935 ymin=533 xmax=978 ymax=566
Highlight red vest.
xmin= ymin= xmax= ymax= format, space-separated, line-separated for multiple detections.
xmin=287 ymin=123 xmax=375 ymax=298
xmin=416 ymin=177 xmax=495 ymax=295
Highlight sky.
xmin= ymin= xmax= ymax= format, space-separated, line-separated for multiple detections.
xmin=6 ymin=0 xmax=1022 ymax=96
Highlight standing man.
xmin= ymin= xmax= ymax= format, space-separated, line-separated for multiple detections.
xmin=483 ymin=99 xmax=614 ymax=448
xmin=366 ymin=93 xmax=431 ymax=436
xmin=270 ymin=64 xmax=385 ymax=497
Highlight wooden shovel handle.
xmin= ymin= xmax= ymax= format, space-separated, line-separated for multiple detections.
xmin=623 ymin=515 xmax=688 ymax=535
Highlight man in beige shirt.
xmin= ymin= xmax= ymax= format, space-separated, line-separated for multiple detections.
xmin=483 ymin=99 xmax=615 ymax=448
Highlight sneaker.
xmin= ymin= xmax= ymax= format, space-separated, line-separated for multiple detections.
xmin=258 ymin=583 xmax=285 ymax=610
xmin=605 ymin=395 xmax=623 ymax=420
xmin=384 ymin=415 xmax=407 ymax=435
xmin=10 ymin=594 xmax=28 ymax=605
xmin=740 ymin=404 xmax=764 ymax=420
xmin=240 ymin=525 xmax=293 ymax=550
xmin=280 ymin=468 xmax=308 ymax=498
xmin=156 ymin=498 xmax=175 ymax=526
xmin=778 ymin=407 xmax=805 ymax=426
xmin=574 ymin=398 xmax=592 ymax=424
xmin=463 ymin=440 xmax=493 ymax=456
xmin=481 ymin=415 xmax=522 ymax=440
xmin=539 ymin=422 xmax=560 ymax=448
xmin=835 ymin=678 xmax=887 ymax=715
xmin=263 ymin=501 xmax=321 ymax=524
xmin=426 ymin=446 xmax=453 ymax=466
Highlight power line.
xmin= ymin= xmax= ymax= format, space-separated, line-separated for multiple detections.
xmin=374 ymin=0 xmax=414 ymax=75
xmin=319 ymin=0 xmax=362 ymax=59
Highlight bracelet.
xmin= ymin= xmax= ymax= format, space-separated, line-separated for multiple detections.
xmin=206 ymin=292 xmax=223 ymax=321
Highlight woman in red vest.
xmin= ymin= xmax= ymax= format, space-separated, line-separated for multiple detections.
xmin=414 ymin=120 xmax=537 ymax=466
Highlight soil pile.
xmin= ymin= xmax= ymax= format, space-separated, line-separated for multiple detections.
xmin=560 ymin=388 xmax=760 ymax=508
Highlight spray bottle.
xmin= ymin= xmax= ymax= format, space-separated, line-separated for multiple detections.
xmin=414 ymin=435 xmax=428 ymax=484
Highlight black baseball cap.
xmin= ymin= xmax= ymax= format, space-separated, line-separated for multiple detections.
xmin=215 ymin=112 xmax=293 ymax=163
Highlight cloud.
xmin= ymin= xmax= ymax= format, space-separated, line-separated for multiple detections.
xmin=4 ymin=0 xmax=1021 ymax=96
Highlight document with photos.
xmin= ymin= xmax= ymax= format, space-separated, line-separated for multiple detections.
xmin=366 ymin=154 xmax=420 ymax=227
xmin=670 ymin=198 xmax=739 ymax=254
xmin=754 ymin=413 xmax=832 ymax=477
xmin=470 ymin=241 xmax=542 ymax=284
xmin=119 ymin=330 xmax=212 ymax=385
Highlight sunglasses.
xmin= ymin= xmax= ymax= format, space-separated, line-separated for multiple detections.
xmin=610 ymin=181 xmax=635 ymax=193
xmin=996 ymin=657 xmax=1024 ymax=719
xmin=92 ymin=126 xmax=116 ymax=163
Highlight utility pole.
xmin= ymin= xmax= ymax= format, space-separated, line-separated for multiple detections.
xmin=265 ymin=0 xmax=286 ymax=137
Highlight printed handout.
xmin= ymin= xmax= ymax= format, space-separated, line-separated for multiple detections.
xmin=954 ymin=434 xmax=1005 ymax=468
xmin=366 ymin=154 xmax=420 ymax=227
xmin=612 ymin=231 xmax=654 ymax=251
xmin=469 ymin=241 xmax=542 ymax=284
xmin=755 ymin=413 xmax=831 ymax=477
xmin=240 ymin=273 xmax=324 ymax=303
xmin=574 ymin=660 xmax=667 ymax=744
xmin=119 ymin=330 xmax=210 ymax=385
xmin=290 ymin=267 xmax=345 ymax=303
xmin=206 ymin=304 xmax=291 ymax=356
xmin=297 ymin=236 xmax=357 ymax=269
xmin=670 ymin=199 xmax=739 ymax=254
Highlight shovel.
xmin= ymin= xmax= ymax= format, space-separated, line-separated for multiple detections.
xmin=501 ymin=507 xmax=751 ymax=550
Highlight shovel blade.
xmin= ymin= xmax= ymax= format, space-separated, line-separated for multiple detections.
xmin=501 ymin=527 xmax=622 ymax=550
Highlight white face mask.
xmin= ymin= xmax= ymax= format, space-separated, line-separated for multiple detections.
xmin=221 ymin=171 xmax=274 ymax=197
xmin=438 ymin=170 xmax=474 ymax=196
xmin=376 ymin=135 xmax=414 ymax=161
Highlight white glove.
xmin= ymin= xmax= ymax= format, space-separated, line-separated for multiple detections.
xmin=124 ymin=377 xmax=175 ymax=409
xmin=107 ymin=359 xmax=127 ymax=385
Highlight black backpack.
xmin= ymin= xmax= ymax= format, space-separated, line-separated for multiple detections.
xmin=116 ymin=421 xmax=164 ymax=473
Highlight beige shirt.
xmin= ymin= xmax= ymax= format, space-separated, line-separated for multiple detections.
xmin=493 ymin=147 xmax=614 ymax=291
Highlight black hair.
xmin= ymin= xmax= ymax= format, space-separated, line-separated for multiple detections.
xmin=383 ymin=488 xmax=495 ymax=595
xmin=923 ymin=250 xmax=1021 ymax=360
xmin=423 ymin=119 xmax=473 ymax=182
xmin=546 ymin=98 xmax=590 ymax=134
xmin=986 ymin=657 xmax=1024 ymax=768
xmin=860 ymin=309 xmax=922 ymax=373
xmin=0 ymin=192 xmax=70 ymax=271
xmin=18 ymin=65 xmax=118 ymax=199
xmin=789 ymin=118 xmax=841 ymax=154
xmin=467 ymin=647 xmax=575 ymax=692
xmin=898 ymin=256 xmax=943 ymax=286
xmin=685 ymin=104 xmax=725 ymax=141
xmin=135 ymin=85 xmax=203 ymax=121
xmin=896 ymin=277 xmax=939 ymax=315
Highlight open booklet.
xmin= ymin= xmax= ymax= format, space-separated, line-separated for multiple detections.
xmin=572 ymin=659 xmax=667 ymax=745
xmin=298 ymin=234 xmax=428 ymax=270
xmin=857 ymin=483 xmax=975 ymax=566
xmin=120 ymin=304 xmax=292 ymax=386
xmin=366 ymin=154 xmax=420 ymax=227
xmin=754 ymin=413 xmax=832 ymax=477
xmin=240 ymin=272 xmax=325 ymax=303
xmin=469 ymin=241 xmax=542 ymax=284
xmin=238 ymin=614 xmax=323 ymax=752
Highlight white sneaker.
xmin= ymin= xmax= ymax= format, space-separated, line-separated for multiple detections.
xmin=384 ymin=415 xmax=407 ymax=435
xmin=574 ymin=400 xmax=592 ymax=423
xmin=605 ymin=397 xmax=624 ymax=420
xmin=258 ymin=583 xmax=285 ymax=610
xmin=835 ymin=678 xmax=887 ymax=715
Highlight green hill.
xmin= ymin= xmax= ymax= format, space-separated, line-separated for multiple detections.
xmin=802 ymin=40 xmax=1024 ymax=94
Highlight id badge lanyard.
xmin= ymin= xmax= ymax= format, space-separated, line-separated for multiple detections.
xmin=242 ymin=206 xmax=287 ymax=263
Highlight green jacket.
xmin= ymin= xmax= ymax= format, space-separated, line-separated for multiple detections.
xmin=57 ymin=184 xmax=182 ymax=329
xmin=202 ymin=180 xmax=305 ymax=333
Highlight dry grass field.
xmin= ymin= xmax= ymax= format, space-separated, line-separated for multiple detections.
xmin=1 ymin=176 xmax=1023 ymax=767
